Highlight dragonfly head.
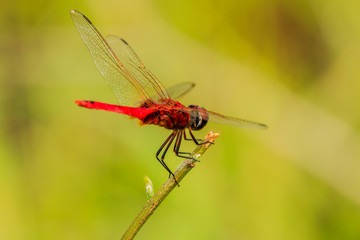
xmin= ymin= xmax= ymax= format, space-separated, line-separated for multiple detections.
xmin=188 ymin=105 xmax=209 ymax=131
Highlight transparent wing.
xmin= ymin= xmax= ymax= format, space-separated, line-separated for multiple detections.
xmin=106 ymin=35 xmax=170 ymax=103
xmin=205 ymin=110 xmax=268 ymax=129
xmin=70 ymin=10 xmax=168 ymax=106
xmin=164 ymin=82 xmax=195 ymax=100
xmin=178 ymin=107 xmax=267 ymax=129
xmin=137 ymin=82 xmax=195 ymax=106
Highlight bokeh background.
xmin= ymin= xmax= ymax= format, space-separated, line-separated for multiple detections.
xmin=1 ymin=0 xmax=360 ymax=239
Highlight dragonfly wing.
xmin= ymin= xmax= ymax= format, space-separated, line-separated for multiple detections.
xmin=177 ymin=107 xmax=267 ymax=129
xmin=165 ymin=82 xmax=195 ymax=100
xmin=137 ymin=82 xmax=195 ymax=106
xmin=106 ymin=35 xmax=170 ymax=104
xmin=70 ymin=10 xmax=164 ymax=106
xmin=206 ymin=110 xmax=268 ymax=129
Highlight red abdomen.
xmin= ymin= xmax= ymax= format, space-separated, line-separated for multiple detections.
xmin=75 ymin=100 xmax=191 ymax=130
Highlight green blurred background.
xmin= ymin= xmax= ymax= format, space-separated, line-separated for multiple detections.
xmin=1 ymin=0 xmax=360 ymax=239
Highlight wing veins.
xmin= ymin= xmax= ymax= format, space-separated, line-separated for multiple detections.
xmin=71 ymin=10 xmax=155 ymax=105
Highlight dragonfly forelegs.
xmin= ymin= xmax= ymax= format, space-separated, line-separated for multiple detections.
xmin=173 ymin=130 xmax=199 ymax=162
xmin=183 ymin=130 xmax=202 ymax=142
xmin=188 ymin=128 xmax=213 ymax=146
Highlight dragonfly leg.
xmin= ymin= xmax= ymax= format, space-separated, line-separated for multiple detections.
xmin=173 ymin=131 xmax=182 ymax=153
xmin=173 ymin=130 xmax=199 ymax=162
xmin=156 ymin=132 xmax=175 ymax=171
xmin=156 ymin=131 xmax=179 ymax=186
xmin=188 ymin=128 xmax=213 ymax=146
xmin=183 ymin=130 xmax=202 ymax=142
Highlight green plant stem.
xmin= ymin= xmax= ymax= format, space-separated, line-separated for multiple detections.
xmin=121 ymin=131 xmax=220 ymax=240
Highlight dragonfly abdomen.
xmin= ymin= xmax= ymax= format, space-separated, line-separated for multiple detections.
xmin=75 ymin=100 xmax=154 ymax=120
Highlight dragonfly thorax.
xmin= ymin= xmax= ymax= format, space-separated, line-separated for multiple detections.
xmin=188 ymin=105 xmax=208 ymax=131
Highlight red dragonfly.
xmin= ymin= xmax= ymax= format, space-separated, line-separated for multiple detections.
xmin=70 ymin=10 xmax=267 ymax=184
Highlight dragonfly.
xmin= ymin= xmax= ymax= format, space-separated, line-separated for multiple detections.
xmin=70 ymin=10 xmax=267 ymax=185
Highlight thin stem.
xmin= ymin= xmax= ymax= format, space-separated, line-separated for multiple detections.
xmin=121 ymin=131 xmax=221 ymax=240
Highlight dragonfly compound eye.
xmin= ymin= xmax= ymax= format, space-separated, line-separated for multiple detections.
xmin=188 ymin=105 xmax=209 ymax=130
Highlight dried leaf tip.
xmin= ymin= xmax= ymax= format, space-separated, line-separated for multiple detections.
xmin=203 ymin=131 xmax=221 ymax=147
